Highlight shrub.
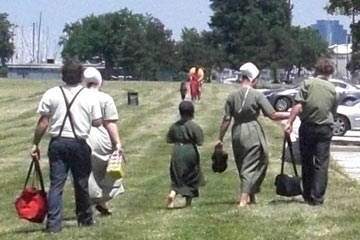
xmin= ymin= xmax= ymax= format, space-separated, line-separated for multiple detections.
xmin=0 ymin=67 xmax=8 ymax=78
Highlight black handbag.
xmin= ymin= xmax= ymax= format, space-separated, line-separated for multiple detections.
xmin=274 ymin=134 xmax=302 ymax=197
xmin=211 ymin=147 xmax=228 ymax=173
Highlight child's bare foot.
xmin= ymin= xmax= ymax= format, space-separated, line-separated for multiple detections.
xmin=167 ymin=190 xmax=176 ymax=209
xmin=238 ymin=193 xmax=249 ymax=208
xmin=238 ymin=200 xmax=248 ymax=208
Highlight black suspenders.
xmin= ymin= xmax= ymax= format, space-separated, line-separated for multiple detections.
xmin=58 ymin=86 xmax=85 ymax=139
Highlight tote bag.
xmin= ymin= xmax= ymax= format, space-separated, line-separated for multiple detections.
xmin=274 ymin=134 xmax=302 ymax=197
xmin=15 ymin=158 xmax=47 ymax=223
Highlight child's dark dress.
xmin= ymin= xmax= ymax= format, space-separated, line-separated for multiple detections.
xmin=166 ymin=119 xmax=205 ymax=198
xmin=180 ymin=81 xmax=187 ymax=100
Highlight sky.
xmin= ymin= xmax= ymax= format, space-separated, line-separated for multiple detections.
xmin=0 ymin=0 xmax=354 ymax=60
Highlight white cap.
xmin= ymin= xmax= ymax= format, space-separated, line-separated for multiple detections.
xmin=83 ymin=67 xmax=102 ymax=85
xmin=239 ymin=62 xmax=259 ymax=82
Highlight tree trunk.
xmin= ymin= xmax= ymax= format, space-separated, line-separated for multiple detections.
xmin=1 ymin=57 xmax=6 ymax=67
xmin=297 ymin=65 xmax=301 ymax=77
xmin=286 ymin=68 xmax=291 ymax=83
xmin=104 ymin=60 xmax=114 ymax=80
xmin=273 ymin=68 xmax=278 ymax=83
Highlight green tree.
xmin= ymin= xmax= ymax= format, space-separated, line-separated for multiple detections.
xmin=0 ymin=13 xmax=14 ymax=67
xmin=138 ymin=16 xmax=175 ymax=80
xmin=327 ymin=0 xmax=360 ymax=74
xmin=209 ymin=0 xmax=291 ymax=70
xmin=292 ymin=27 xmax=329 ymax=75
xmin=175 ymin=28 xmax=226 ymax=81
xmin=61 ymin=9 xmax=175 ymax=80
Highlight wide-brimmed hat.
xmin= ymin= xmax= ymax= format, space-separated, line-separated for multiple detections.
xmin=83 ymin=67 xmax=102 ymax=85
xmin=239 ymin=62 xmax=259 ymax=82
xmin=211 ymin=147 xmax=228 ymax=173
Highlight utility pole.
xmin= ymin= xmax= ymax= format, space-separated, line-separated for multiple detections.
xmin=32 ymin=22 xmax=35 ymax=63
xmin=37 ymin=12 xmax=42 ymax=63
xmin=21 ymin=26 xmax=24 ymax=64
xmin=288 ymin=0 xmax=292 ymax=26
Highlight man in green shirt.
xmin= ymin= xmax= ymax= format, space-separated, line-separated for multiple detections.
xmin=285 ymin=59 xmax=338 ymax=206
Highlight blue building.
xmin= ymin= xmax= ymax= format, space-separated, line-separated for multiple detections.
xmin=311 ymin=20 xmax=348 ymax=45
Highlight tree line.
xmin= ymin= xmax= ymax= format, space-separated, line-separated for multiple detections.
xmin=1 ymin=1 xmax=347 ymax=81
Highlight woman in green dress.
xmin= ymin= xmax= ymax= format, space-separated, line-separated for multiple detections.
xmin=166 ymin=101 xmax=204 ymax=208
xmin=215 ymin=62 xmax=289 ymax=208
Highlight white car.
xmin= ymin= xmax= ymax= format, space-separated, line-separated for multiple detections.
xmin=333 ymin=100 xmax=360 ymax=136
xmin=222 ymin=77 xmax=239 ymax=84
xmin=264 ymin=79 xmax=360 ymax=112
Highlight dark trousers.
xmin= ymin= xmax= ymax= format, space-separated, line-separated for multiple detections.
xmin=46 ymin=137 xmax=93 ymax=231
xmin=299 ymin=123 xmax=333 ymax=205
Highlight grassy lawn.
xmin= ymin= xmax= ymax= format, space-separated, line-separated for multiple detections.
xmin=0 ymin=78 xmax=360 ymax=240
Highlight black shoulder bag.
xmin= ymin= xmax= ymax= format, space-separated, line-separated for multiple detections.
xmin=274 ymin=134 xmax=302 ymax=197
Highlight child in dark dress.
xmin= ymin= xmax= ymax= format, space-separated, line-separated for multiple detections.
xmin=166 ymin=101 xmax=204 ymax=208
xmin=180 ymin=80 xmax=187 ymax=100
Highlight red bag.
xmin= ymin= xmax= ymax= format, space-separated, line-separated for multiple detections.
xmin=15 ymin=159 xmax=48 ymax=223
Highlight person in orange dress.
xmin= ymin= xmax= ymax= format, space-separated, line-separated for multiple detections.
xmin=189 ymin=66 xmax=204 ymax=102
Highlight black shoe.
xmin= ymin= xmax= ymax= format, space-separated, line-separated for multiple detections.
xmin=95 ymin=205 xmax=112 ymax=216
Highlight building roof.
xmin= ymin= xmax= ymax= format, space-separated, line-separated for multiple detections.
xmin=329 ymin=44 xmax=352 ymax=54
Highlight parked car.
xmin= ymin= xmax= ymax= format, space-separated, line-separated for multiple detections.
xmin=222 ymin=77 xmax=239 ymax=84
xmin=263 ymin=87 xmax=298 ymax=111
xmin=263 ymin=79 xmax=360 ymax=111
xmin=332 ymin=100 xmax=360 ymax=136
xmin=329 ymin=79 xmax=360 ymax=106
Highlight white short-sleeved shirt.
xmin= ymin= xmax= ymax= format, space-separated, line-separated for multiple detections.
xmin=37 ymin=85 xmax=102 ymax=139
xmin=87 ymin=91 xmax=119 ymax=161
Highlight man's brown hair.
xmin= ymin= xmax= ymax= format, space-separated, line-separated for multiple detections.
xmin=62 ymin=56 xmax=83 ymax=85
xmin=314 ymin=58 xmax=335 ymax=76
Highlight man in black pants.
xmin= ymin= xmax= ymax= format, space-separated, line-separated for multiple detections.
xmin=30 ymin=57 xmax=102 ymax=232
xmin=285 ymin=58 xmax=338 ymax=206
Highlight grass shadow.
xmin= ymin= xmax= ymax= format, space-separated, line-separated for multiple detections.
xmin=268 ymin=198 xmax=305 ymax=205
xmin=10 ymin=227 xmax=44 ymax=234
xmin=9 ymin=223 xmax=79 ymax=235
xmin=154 ymin=205 xmax=187 ymax=210
xmin=200 ymin=200 xmax=238 ymax=206
xmin=63 ymin=216 xmax=77 ymax=221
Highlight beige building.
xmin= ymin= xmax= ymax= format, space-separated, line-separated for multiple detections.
xmin=329 ymin=43 xmax=351 ymax=80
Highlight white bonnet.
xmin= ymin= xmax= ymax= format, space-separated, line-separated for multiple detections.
xmin=239 ymin=62 xmax=259 ymax=82
xmin=83 ymin=67 xmax=102 ymax=85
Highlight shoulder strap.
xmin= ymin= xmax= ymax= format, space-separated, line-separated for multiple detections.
xmin=24 ymin=159 xmax=34 ymax=189
xmin=238 ymin=87 xmax=250 ymax=113
xmin=58 ymin=86 xmax=85 ymax=138
xmin=280 ymin=133 xmax=299 ymax=176
xmin=33 ymin=159 xmax=45 ymax=191
xmin=23 ymin=158 xmax=45 ymax=192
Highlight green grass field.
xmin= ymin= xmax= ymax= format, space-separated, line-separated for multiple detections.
xmin=1 ymin=79 xmax=360 ymax=240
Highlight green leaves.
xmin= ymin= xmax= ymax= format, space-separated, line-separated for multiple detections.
xmin=209 ymin=0 xmax=292 ymax=69
xmin=61 ymin=9 xmax=175 ymax=80
xmin=0 ymin=13 xmax=14 ymax=66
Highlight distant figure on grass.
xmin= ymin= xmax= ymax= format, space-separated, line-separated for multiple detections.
xmin=285 ymin=58 xmax=338 ymax=206
xmin=180 ymin=80 xmax=187 ymax=101
xmin=215 ymin=62 xmax=289 ymax=208
xmin=166 ymin=101 xmax=205 ymax=208
xmin=83 ymin=67 xmax=125 ymax=216
xmin=30 ymin=57 xmax=102 ymax=233
xmin=189 ymin=66 xmax=204 ymax=102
